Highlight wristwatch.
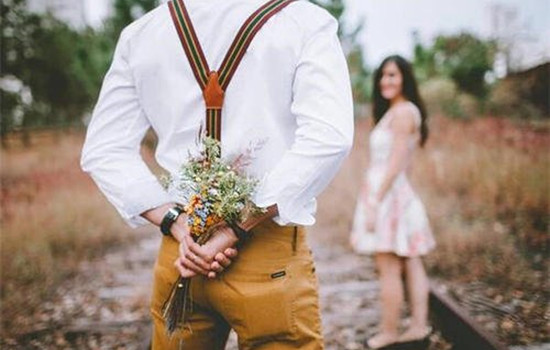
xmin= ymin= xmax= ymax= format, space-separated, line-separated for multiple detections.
xmin=160 ymin=206 xmax=184 ymax=236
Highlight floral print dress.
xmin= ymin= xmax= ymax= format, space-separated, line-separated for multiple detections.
xmin=350 ymin=102 xmax=436 ymax=257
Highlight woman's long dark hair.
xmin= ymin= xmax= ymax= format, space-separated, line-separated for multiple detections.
xmin=372 ymin=55 xmax=429 ymax=146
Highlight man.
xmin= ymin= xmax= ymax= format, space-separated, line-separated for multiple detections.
xmin=80 ymin=0 xmax=353 ymax=348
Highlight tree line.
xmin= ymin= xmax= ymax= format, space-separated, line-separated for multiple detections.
xmin=2 ymin=0 xmax=543 ymax=146
xmin=1 ymin=0 xmax=159 ymax=144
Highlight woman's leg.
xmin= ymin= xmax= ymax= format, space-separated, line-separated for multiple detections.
xmin=367 ymin=253 xmax=404 ymax=348
xmin=400 ymin=256 xmax=431 ymax=341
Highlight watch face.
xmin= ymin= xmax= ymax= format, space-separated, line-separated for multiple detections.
xmin=168 ymin=208 xmax=179 ymax=219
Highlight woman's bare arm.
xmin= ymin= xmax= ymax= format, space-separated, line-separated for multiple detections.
xmin=373 ymin=107 xmax=416 ymax=203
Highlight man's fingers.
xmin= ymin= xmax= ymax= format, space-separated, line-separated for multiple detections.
xmin=184 ymin=235 xmax=203 ymax=252
xmin=207 ymin=271 xmax=217 ymax=279
xmin=211 ymin=261 xmax=224 ymax=273
xmin=188 ymin=239 xmax=214 ymax=263
xmin=174 ymin=259 xmax=196 ymax=278
xmin=180 ymin=256 xmax=210 ymax=276
xmin=184 ymin=235 xmax=205 ymax=257
xmin=183 ymin=249 xmax=211 ymax=270
xmin=224 ymin=248 xmax=238 ymax=258
xmin=215 ymin=252 xmax=232 ymax=268
xmin=180 ymin=237 xmax=211 ymax=270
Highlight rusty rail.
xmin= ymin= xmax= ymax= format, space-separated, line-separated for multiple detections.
xmin=429 ymin=283 xmax=509 ymax=350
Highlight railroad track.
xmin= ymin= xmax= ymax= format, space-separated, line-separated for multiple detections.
xmin=429 ymin=282 xmax=509 ymax=350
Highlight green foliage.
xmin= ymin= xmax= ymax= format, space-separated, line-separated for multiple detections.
xmin=1 ymin=0 xmax=112 ymax=135
xmin=309 ymin=0 xmax=345 ymax=36
xmin=412 ymin=31 xmax=437 ymax=82
xmin=165 ymin=136 xmax=263 ymax=236
xmin=420 ymin=77 xmax=480 ymax=119
xmin=347 ymin=47 xmax=371 ymax=106
xmin=72 ymin=28 xmax=117 ymax=107
xmin=23 ymin=17 xmax=89 ymax=125
xmin=1 ymin=0 xmax=368 ymax=136
xmin=413 ymin=32 xmax=496 ymax=98
xmin=434 ymin=33 xmax=496 ymax=97
xmin=103 ymin=0 xmax=160 ymax=47
xmin=1 ymin=0 xmax=161 ymax=138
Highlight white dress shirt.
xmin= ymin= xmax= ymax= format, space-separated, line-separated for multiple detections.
xmin=80 ymin=0 xmax=354 ymax=228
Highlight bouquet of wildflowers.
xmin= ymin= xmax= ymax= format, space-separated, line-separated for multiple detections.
xmin=161 ymin=134 xmax=264 ymax=335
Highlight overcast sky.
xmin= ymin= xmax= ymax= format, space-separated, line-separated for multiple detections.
xmin=84 ymin=0 xmax=550 ymax=69
xmin=344 ymin=0 xmax=550 ymax=68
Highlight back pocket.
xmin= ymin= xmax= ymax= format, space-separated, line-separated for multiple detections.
xmin=225 ymin=266 xmax=296 ymax=343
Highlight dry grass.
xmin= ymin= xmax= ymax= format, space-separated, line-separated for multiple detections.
xmin=409 ymin=115 xmax=549 ymax=290
xmin=1 ymin=117 xmax=548 ymax=339
xmin=406 ymin=115 xmax=549 ymax=344
xmin=351 ymin=114 xmax=548 ymax=344
xmin=0 ymin=130 xmax=160 ymax=335
xmin=349 ymin=115 xmax=548 ymax=291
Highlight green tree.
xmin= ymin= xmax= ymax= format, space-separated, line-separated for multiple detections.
xmin=1 ymin=0 xmax=111 ymax=141
xmin=310 ymin=0 xmax=345 ymax=36
xmin=412 ymin=30 xmax=437 ymax=83
xmin=104 ymin=0 xmax=160 ymax=46
xmin=1 ymin=0 xmax=38 ymax=140
xmin=433 ymin=33 xmax=496 ymax=97
xmin=0 ymin=0 xmax=161 ymax=145
xmin=413 ymin=32 xmax=496 ymax=97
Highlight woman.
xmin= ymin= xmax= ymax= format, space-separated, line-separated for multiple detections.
xmin=350 ymin=55 xmax=436 ymax=349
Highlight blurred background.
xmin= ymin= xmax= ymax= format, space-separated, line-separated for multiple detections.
xmin=1 ymin=0 xmax=548 ymax=348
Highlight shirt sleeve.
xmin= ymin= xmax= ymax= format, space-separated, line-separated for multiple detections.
xmin=80 ymin=28 xmax=174 ymax=228
xmin=252 ymin=16 xmax=354 ymax=226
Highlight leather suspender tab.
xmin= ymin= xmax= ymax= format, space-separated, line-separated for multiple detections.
xmin=203 ymin=71 xmax=224 ymax=109
xmin=168 ymin=0 xmax=296 ymax=145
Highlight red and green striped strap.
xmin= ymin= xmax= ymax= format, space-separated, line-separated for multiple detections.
xmin=217 ymin=0 xmax=296 ymax=90
xmin=168 ymin=0 xmax=296 ymax=143
xmin=206 ymin=108 xmax=222 ymax=144
xmin=168 ymin=0 xmax=210 ymax=90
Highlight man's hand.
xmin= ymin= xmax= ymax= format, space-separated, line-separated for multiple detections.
xmin=140 ymin=204 xmax=239 ymax=278
xmin=174 ymin=220 xmax=239 ymax=279
xmin=171 ymin=214 xmax=204 ymax=278
xmin=196 ymin=225 xmax=239 ymax=278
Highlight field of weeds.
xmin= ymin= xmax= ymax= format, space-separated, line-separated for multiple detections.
xmin=1 ymin=116 xmax=548 ymax=344
xmin=0 ymin=130 xmax=159 ymax=336
xmin=407 ymin=115 xmax=549 ymax=344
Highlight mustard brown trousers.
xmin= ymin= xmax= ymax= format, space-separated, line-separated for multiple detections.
xmin=150 ymin=220 xmax=324 ymax=349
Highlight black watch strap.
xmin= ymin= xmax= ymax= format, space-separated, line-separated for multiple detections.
xmin=227 ymin=222 xmax=251 ymax=246
xmin=160 ymin=206 xmax=184 ymax=236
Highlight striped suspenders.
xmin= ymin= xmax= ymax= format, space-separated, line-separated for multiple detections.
xmin=168 ymin=0 xmax=296 ymax=143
